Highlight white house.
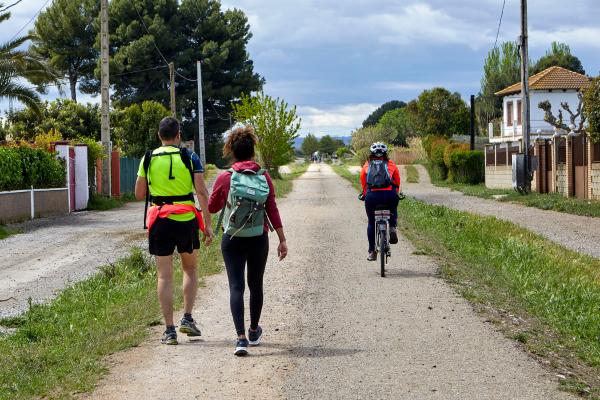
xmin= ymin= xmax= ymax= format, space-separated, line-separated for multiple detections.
xmin=485 ymin=66 xmax=597 ymax=197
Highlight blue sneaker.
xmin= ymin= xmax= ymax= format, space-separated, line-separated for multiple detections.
xmin=248 ymin=326 xmax=263 ymax=346
xmin=234 ymin=338 xmax=249 ymax=356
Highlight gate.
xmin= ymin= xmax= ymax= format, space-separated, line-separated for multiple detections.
xmin=120 ymin=157 xmax=141 ymax=195
xmin=573 ymin=135 xmax=587 ymax=199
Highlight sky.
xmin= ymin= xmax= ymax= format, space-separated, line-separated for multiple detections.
xmin=1 ymin=0 xmax=600 ymax=136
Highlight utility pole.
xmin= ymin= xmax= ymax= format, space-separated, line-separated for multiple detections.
xmin=169 ymin=62 xmax=176 ymax=117
xmin=100 ymin=0 xmax=111 ymax=197
xmin=470 ymin=95 xmax=475 ymax=151
xmin=520 ymin=0 xmax=532 ymax=192
xmin=196 ymin=61 xmax=206 ymax=165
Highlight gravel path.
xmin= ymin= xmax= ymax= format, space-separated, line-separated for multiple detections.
xmin=86 ymin=164 xmax=572 ymax=400
xmin=404 ymin=167 xmax=600 ymax=259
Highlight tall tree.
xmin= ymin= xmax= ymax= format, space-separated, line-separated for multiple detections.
xmin=532 ymin=42 xmax=585 ymax=75
xmin=477 ymin=41 xmax=520 ymax=131
xmin=30 ymin=0 xmax=99 ymax=102
xmin=318 ymin=135 xmax=343 ymax=155
xmin=377 ymin=107 xmax=416 ymax=146
xmin=408 ymin=87 xmax=469 ymax=138
xmin=362 ymin=100 xmax=406 ymax=127
xmin=0 ymin=5 xmax=57 ymax=113
xmin=301 ymin=133 xmax=320 ymax=155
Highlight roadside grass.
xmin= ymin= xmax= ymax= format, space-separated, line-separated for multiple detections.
xmin=422 ymin=162 xmax=600 ymax=218
xmin=333 ymin=164 xmax=600 ymax=397
xmin=405 ymin=165 xmax=419 ymax=183
xmin=0 ymin=226 xmax=16 ymax=240
xmin=273 ymin=162 xmax=309 ymax=198
xmin=0 ymin=228 xmax=223 ymax=399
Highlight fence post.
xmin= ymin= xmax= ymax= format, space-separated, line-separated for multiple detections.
xmin=30 ymin=186 xmax=35 ymax=220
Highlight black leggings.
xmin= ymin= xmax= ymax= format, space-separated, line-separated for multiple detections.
xmin=221 ymin=232 xmax=269 ymax=335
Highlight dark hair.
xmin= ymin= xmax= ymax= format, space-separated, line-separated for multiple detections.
xmin=158 ymin=117 xmax=180 ymax=140
xmin=369 ymin=154 xmax=389 ymax=161
xmin=223 ymin=125 xmax=257 ymax=161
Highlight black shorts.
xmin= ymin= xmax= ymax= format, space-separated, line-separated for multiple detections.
xmin=149 ymin=217 xmax=200 ymax=256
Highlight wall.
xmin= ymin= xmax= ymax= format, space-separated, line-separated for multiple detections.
xmin=485 ymin=165 xmax=512 ymax=189
xmin=0 ymin=191 xmax=30 ymax=223
xmin=34 ymin=189 xmax=69 ymax=218
xmin=556 ymin=164 xmax=568 ymax=195
xmin=591 ymin=163 xmax=600 ymax=200
xmin=0 ymin=188 xmax=69 ymax=224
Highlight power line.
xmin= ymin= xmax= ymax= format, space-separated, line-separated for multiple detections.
xmin=0 ymin=0 xmax=24 ymax=13
xmin=132 ymin=3 xmax=197 ymax=82
xmin=8 ymin=0 xmax=51 ymax=42
xmin=494 ymin=0 xmax=507 ymax=48
xmin=113 ymin=65 xmax=168 ymax=76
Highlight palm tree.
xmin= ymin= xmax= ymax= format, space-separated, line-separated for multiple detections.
xmin=0 ymin=5 xmax=58 ymax=114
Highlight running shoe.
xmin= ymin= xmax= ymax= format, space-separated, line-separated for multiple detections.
xmin=161 ymin=329 xmax=178 ymax=345
xmin=179 ymin=317 xmax=202 ymax=337
xmin=389 ymin=227 xmax=398 ymax=244
xmin=367 ymin=251 xmax=377 ymax=261
xmin=248 ymin=326 xmax=263 ymax=346
xmin=234 ymin=339 xmax=249 ymax=356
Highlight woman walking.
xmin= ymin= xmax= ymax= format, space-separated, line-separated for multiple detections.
xmin=209 ymin=125 xmax=288 ymax=356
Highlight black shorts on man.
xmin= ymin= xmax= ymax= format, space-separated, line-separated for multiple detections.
xmin=149 ymin=218 xmax=200 ymax=256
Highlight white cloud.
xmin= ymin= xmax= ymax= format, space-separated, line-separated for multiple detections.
xmin=298 ymin=103 xmax=378 ymax=135
xmin=530 ymin=26 xmax=600 ymax=49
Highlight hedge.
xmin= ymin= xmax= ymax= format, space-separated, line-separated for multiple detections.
xmin=429 ymin=137 xmax=450 ymax=180
xmin=447 ymin=150 xmax=485 ymax=184
xmin=0 ymin=146 xmax=66 ymax=191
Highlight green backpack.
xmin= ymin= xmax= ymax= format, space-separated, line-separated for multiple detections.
xmin=218 ymin=168 xmax=271 ymax=237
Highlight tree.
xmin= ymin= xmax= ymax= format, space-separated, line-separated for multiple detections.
xmin=362 ymin=100 xmax=406 ymax=127
xmin=232 ymin=93 xmax=300 ymax=173
xmin=318 ymin=135 xmax=344 ymax=155
xmin=377 ymin=107 xmax=416 ymax=146
xmin=6 ymin=99 xmax=101 ymax=141
xmin=83 ymin=0 xmax=263 ymax=164
xmin=477 ymin=41 xmax=520 ymax=130
xmin=351 ymin=125 xmax=393 ymax=164
xmin=113 ymin=101 xmax=170 ymax=158
xmin=583 ymin=77 xmax=600 ymax=144
xmin=0 ymin=4 xmax=57 ymax=113
xmin=30 ymin=0 xmax=99 ymax=102
xmin=532 ymin=42 xmax=585 ymax=75
xmin=408 ymin=88 xmax=469 ymax=137
xmin=301 ymin=133 xmax=320 ymax=155
xmin=538 ymin=94 xmax=586 ymax=135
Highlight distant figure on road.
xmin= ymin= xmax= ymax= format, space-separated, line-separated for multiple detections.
xmin=209 ymin=125 xmax=288 ymax=356
xmin=359 ymin=142 xmax=401 ymax=261
xmin=135 ymin=117 xmax=214 ymax=345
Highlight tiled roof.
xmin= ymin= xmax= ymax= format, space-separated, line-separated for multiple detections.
xmin=495 ymin=66 xmax=591 ymax=96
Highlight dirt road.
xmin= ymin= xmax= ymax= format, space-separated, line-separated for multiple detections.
xmin=87 ymin=164 xmax=572 ymax=400
xmin=402 ymin=166 xmax=600 ymax=259
xmin=0 ymin=202 xmax=146 ymax=317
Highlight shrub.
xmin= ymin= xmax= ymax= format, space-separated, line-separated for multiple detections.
xmin=443 ymin=142 xmax=470 ymax=168
xmin=34 ymin=129 xmax=63 ymax=151
xmin=0 ymin=146 xmax=65 ymax=191
xmin=583 ymin=76 xmax=600 ymax=144
xmin=447 ymin=150 xmax=485 ymax=184
xmin=428 ymin=137 xmax=450 ymax=180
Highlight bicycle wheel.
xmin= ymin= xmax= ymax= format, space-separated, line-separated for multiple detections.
xmin=379 ymin=226 xmax=386 ymax=277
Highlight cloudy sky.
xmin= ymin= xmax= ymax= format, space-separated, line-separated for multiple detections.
xmin=1 ymin=0 xmax=600 ymax=136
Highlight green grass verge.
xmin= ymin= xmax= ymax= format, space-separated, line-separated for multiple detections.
xmin=87 ymin=192 xmax=137 ymax=211
xmin=422 ymin=162 xmax=600 ymax=218
xmin=0 ymin=230 xmax=223 ymax=399
xmin=0 ymin=226 xmax=14 ymax=240
xmin=405 ymin=165 xmax=419 ymax=184
xmin=273 ymin=162 xmax=310 ymax=198
xmin=333 ymin=164 xmax=600 ymax=396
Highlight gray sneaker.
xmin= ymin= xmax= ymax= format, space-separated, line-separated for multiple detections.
xmin=248 ymin=326 xmax=263 ymax=346
xmin=161 ymin=329 xmax=178 ymax=345
xmin=179 ymin=318 xmax=202 ymax=337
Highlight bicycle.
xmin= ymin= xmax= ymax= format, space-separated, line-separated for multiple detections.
xmin=374 ymin=207 xmax=391 ymax=277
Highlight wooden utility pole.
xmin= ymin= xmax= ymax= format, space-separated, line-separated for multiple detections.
xmin=520 ymin=0 xmax=532 ymax=192
xmin=470 ymin=95 xmax=476 ymax=151
xmin=196 ymin=61 xmax=206 ymax=166
xmin=169 ymin=62 xmax=176 ymax=117
xmin=100 ymin=0 xmax=111 ymax=197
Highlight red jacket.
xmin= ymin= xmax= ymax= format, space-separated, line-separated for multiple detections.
xmin=208 ymin=161 xmax=283 ymax=232
xmin=360 ymin=159 xmax=401 ymax=196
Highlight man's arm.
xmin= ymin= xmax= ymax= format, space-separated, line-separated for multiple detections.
xmin=135 ymin=176 xmax=147 ymax=200
xmin=194 ymin=173 xmax=213 ymax=244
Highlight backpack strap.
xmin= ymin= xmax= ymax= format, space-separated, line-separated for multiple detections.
xmin=179 ymin=148 xmax=195 ymax=189
xmin=215 ymin=168 xmax=235 ymax=233
xmin=143 ymin=150 xmax=152 ymax=230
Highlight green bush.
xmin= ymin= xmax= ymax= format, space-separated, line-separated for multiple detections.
xmin=447 ymin=150 xmax=484 ymax=184
xmin=0 ymin=146 xmax=65 ymax=191
xmin=429 ymin=138 xmax=450 ymax=180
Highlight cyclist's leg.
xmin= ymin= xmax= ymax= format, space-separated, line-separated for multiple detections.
xmin=364 ymin=194 xmax=376 ymax=252
xmin=221 ymin=234 xmax=249 ymax=337
xmin=246 ymin=232 xmax=269 ymax=330
xmin=388 ymin=191 xmax=400 ymax=228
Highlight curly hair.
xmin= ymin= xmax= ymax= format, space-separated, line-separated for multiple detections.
xmin=223 ymin=125 xmax=258 ymax=161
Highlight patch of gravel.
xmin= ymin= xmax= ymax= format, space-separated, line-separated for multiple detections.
xmin=406 ymin=168 xmax=600 ymax=259
xmin=85 ymin=164 xmax=573 ymax=399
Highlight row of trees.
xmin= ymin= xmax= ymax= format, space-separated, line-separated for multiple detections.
xmin=1 ymin=0 xmax=263 ymax=163
xmin=300 ymin=134 xmax=346 ymax=156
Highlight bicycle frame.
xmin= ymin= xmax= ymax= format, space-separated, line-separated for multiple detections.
xmin=374 ymin=209 xmax=391 ymax=277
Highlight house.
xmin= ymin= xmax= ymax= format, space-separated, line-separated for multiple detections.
xmin=485 ymin=66 xmax=600 ymax=199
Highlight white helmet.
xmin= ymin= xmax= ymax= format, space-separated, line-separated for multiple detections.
xmin=369 ymin=142 xmax=388 ymax=157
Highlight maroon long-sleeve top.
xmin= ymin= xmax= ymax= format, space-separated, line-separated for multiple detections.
xmin=208 ymin=160 xmax=283 ymax=232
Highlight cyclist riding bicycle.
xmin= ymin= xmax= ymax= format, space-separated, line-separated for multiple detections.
xmin=359 ymin=142 xmax=401 ymax=261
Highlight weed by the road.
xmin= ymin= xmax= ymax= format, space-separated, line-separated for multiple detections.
xmin=87 ymin=192 xmax=137 ymax=211
xmin=273 ymin=162 xmax=309 ymax=198
xmin=0 ymin=230 xmax=223 ymax=399
xmin=332 ymin=164 xmax=600 ymax=396
xmin=405 ymin=165 xmax=419 ymax=184
xmin=0 ymin=226 xmax=16 ymax=240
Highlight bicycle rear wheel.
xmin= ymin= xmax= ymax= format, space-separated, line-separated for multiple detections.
xmin=379 ymin=227 xmax=386 ymax=277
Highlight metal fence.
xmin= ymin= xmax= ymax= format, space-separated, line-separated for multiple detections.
xmin=120 ymin=157 xmax=141 ymax=194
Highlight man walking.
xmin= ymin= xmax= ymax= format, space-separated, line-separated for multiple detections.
xmin=135 ymin=117 xmax=214 ymax=345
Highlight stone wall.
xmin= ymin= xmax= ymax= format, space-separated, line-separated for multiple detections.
xmin=485 ymin=165 xmax=512 ymax=189
xmin=591 ymin=163 xmax=600 ymax=200
xmin=556 ymin=164 xmax=568 ymax=195
xmin=0 ymin=188 xmax=69 ymax=224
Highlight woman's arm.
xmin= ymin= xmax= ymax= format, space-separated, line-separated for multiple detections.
xmin=208 ymin=173 xmax=230 ymax=213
